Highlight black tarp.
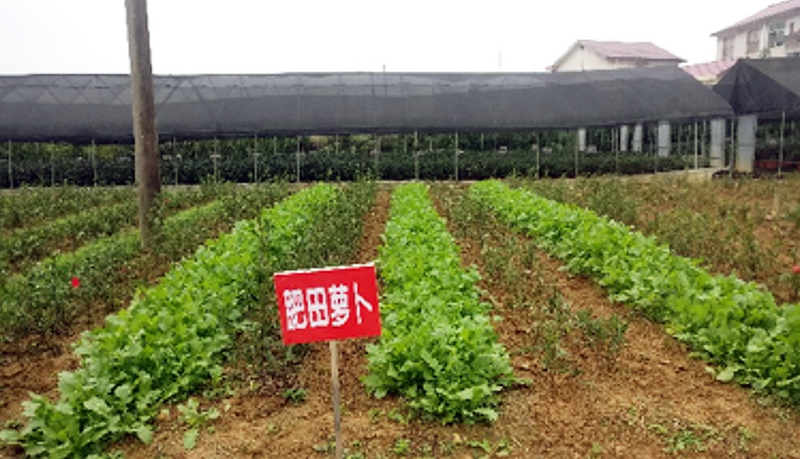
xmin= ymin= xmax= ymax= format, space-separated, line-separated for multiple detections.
xmin=713 ymin=58 xmax=800 ymax=118
xmin=0 ymin=66 xmax=732 ymax=144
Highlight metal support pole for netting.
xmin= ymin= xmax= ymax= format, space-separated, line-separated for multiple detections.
xmin=729 ymin=117 xmax=736 ymax=176
xmin=414 ymin=131 xmax=420 ymax=181
xmin=374 ymin=134 xmax=380 ymax=178
xmin=694 ymin=122 xmax=699 ymax=170
xmin=42 ymin=143 xmax=52 ymax=187
xmin=614 ymin=127 xmax=619 ymax=173
xmin=91 ymin=139 xmax=98 ymax=186
xmin=454 ymin=132 xmax=459 ymax=181
xmin=535 ymin=132 xmax=541 ymax=179
xmin=172 ymin=138 xmax=179 ymax=185
xmin=296 ymin=136 xmax=301 ymax=183
xmin=211 ymin=137 xmax=220 ymax=182
xmin=253 ymin=135 xmax=259 ymax=183
xmin=779 ymin=111 xmax=786 ymax=176
xmin=8 ymin=141 xmax=13 ymax=189
xmin=574 ymin=130 xmax=579 ymax=177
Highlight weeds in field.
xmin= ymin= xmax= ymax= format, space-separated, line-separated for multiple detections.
xmin=392 ymin=438 xmax=411 ymax=456
xmin=177 ymin=398 xmax=220 ymax=450
xmin=573 ymin=309 xmax=628 ymax=358
xmin=529 ymin=291 xmax=628 ymax=371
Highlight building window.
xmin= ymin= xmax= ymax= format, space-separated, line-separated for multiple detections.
xmin=723 ymin=37 xmax=734 ymax=60
xmin=747 ymin=29 xmax=760 ymax=53
xmin=768 ymin=22 xmax=786 ymax=47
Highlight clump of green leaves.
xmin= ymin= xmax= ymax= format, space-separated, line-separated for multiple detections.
xmin=281 ymin=387 xmax=308 ymax=404
xmin=177 ymin=398 xmax=219 ymax=450
xmin=365 ymin=183 xmax=516 ymax=424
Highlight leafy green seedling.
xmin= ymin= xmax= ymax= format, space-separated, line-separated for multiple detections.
xmin=282 ymin=387 xmax=308 ymax=404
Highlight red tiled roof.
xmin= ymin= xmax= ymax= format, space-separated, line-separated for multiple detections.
xmin=681 ymin=59 xmax=737 ymax=82
xmin=713 ymin=0 xmax=800 ymax=36
xmin=579 ymin=40 xmax=685 ymax=62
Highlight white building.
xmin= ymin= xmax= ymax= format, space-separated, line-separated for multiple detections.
xmin=712 ymin=0 xmax=800 ymax=60
xmin=550 ymin=40 xmax=684 ymax=72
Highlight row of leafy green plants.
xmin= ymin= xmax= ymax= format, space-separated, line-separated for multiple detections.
xmin=1 ymin=180 xmax=378 ymax=458
xmin=1 ymin=150 xmax=696 ymax=187
xmin=0 ymin=183 xmax=290 ymax=342
xmin=0 ymin=185 xmax=222 ymax=276
xmin=471 ymin=180 xmax=800 ymax=406
xmin=364 ymin=183 xmax=517 ymax=424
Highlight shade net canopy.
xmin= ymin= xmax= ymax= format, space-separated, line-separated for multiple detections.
xmin=0 ymin=66 xmax=731 ymax=144
xmin=714 ymin=58 xmax=800 ymax=119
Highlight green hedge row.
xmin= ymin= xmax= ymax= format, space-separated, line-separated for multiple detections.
xmin=0 ymin=151 xmax=698 ymax=188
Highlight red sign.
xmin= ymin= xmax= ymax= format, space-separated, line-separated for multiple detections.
xmin=274 ymin=263 xmax=381 ymax=345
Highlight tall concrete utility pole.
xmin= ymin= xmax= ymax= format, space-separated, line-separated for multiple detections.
xmin=125 ymin=0 xmax=161 ymax=248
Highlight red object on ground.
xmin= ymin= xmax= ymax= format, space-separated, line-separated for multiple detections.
xmin=793 ymin=265 xmax=800 ymax=275
xmin=71 ymin=277 xmax=80 ymax=288
xmin=274 ymin=263 xmax=381 ymax=345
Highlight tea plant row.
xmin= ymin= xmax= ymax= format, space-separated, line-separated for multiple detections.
xmin=0 ymin=187 xmax=220 ymax=276
xmin=0 ymin=184 xmax=342 ymax=458
xmin=523 ymin=175 xmax=800 ymax=303
xmin=472 ymin=180 xmax=800 ymax=406
xmin=0 ymin=184 xmax=289 ymax=341
xmin=0 ymin=185 xmax=135 ymax=233
xmin=365 ymin=183 xmax=517 ymax=424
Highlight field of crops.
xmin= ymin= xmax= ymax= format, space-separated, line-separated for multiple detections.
xmin=2 ymin=175 xmax=800 ymax=458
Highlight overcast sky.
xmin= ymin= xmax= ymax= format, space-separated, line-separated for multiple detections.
xmin=0 ymin=1 xmax=762 ymax=75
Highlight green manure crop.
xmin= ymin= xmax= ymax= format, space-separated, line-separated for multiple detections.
xmin=365 ymin=183 xmax=517 ymax=424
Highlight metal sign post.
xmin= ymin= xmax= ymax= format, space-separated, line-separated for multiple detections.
xmin=454 ymin=132 xmax=459 ymax=181
xmin=330 ymin=341 xmax=343 ymax=459
xmin=8 ymin=140 xmax=12 ymax=189
xmin=210 ymin=153 xmax=221 ymax=182
xmin=296 ymin=136 xmax=301 ymax=183
xmin=414 ymin=131 xmax=420 ymax=181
